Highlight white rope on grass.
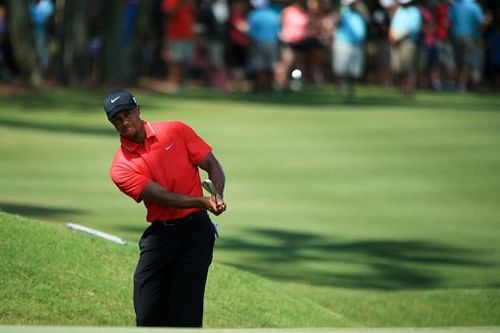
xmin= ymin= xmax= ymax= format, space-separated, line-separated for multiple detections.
xmin=66 ymin=223 xmax=127 ymax=245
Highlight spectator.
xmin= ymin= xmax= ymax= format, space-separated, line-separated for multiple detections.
xmin=275 ymin=0 xmax=310 ymax=90
xmin=198 ymin=0 xmax=230 ymax=90
xmin=389 ymin=0 xmax=422 ymax=96
xmin=449 ymin=0 xmax=491 ymax=92
xmin=29 ymin=0 xmax=54 ymax=74
xmin=305 ymin=0 xmax=332 ymax=85
xmin=374 ymin=0 xmax=397 ymax=87
xmin=161 ymin=0 xmax=196 ymax=93
xmin=227 ymin=0 xmax=250 ymax=91
xmin=247 ymin=0 xmax=281 ymax=91
xmin=434 ymin=0 xmax=456 ymax=90
xmin=333 ymin=0 xmax=367 ymax=98
xmin=488 ymin=19 xmax=500 ymax=91
xmin=417 ymin=1 xmax=440 ymax=90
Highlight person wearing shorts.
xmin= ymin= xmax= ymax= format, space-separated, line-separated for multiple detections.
xmin=389 ymin=0 xmax=422 ymax=95
xmin=275 ymin=0 xmax=310 ymax=90
xmin=247 ymin=0 xmax=280 ymax=91
xmin=449 ymin=0 xmax=490 ymax=91
xmin=161 ymin=0 xmax=196 ymax=92
xmin=434 ymin=0 xmax=456 ymax=90
xmin=333 ymin=0 xmax=367 ymax=97
xmin=227 ymin=0 xmax=250 ymax=91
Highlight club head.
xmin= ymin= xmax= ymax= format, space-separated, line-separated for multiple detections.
xmin=202 ymin=179 xmax=217 ymax=197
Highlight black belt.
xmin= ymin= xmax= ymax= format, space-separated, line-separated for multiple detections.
xmin=152 ymin=210 xmax=207 ymax=227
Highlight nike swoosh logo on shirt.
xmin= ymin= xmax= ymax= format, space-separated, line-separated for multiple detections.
xmin=165 ymin=143 xmax=174 ymax=151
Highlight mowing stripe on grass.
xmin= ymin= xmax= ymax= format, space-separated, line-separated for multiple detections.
xmin=0 ymin=327 xmax=499 ymax=333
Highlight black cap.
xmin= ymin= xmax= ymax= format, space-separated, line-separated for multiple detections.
xmin=103 ymin=89 xmax=138 ymax=121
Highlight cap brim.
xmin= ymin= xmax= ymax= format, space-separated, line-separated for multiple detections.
xmin=106 ymin=103 xmax=137 ymax=120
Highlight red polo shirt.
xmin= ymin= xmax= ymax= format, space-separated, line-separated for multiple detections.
xmin=110 ymin=121 xmax=212 ymax=222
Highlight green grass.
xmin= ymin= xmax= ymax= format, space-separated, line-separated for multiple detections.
xmin=0 ymin=212 xmax=345 ymax=327
xmin=1 ymin=86 xmax=500 ymax=326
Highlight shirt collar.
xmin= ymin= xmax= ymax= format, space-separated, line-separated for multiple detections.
xmin=120 ymin=121 xmax=156 ymax=152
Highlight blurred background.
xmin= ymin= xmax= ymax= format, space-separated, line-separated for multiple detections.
xmin=0 ymin=0 xmax=498 ymax=94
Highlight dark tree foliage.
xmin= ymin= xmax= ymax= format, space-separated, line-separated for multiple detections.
xmin=7 ymin=0 xmax=41 ymax=86
xmin=6 ymin=0 xmax=156 ymax=87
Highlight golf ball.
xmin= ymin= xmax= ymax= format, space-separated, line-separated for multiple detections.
xmin=291 ymin=69 xmax=302 ymax=80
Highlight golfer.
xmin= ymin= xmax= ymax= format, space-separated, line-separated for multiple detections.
xmin=104 ymin=89 xmax=226 ymax=327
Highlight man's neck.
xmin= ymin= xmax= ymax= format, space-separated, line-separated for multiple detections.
xmin=129 ymin=122 xmax=146 ymax=144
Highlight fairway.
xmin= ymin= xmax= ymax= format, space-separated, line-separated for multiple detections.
xmin=1 ymin=86 xmax=500 ymax=327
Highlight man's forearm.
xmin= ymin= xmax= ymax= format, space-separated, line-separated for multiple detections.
xmin=199 ymin=153 xmax=226 ymax=197
xmin=209 ymin=169 xmax=225 ymax=198
xmin=140 ymin=181 xmax=205 ymax=209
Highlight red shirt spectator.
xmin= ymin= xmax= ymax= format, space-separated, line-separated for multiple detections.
xmin=161 ymin=0 xmax=195 ymax=40
xmin=435 ymin=2 xmax=450 ymax=41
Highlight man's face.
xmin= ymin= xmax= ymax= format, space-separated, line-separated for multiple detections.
xmin=111 ymin=107 xmax=143 ymax=141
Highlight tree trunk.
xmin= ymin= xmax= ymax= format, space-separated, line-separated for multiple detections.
xmin=58 ymin=0 xmax=88 ymax=86
xmin=102 ymin=0 xmax=124 ymax=84
xmin=7 ymin=0 xmax=42 ymax=86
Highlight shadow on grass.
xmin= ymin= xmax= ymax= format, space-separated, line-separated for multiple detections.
xmin=0 ymin=201 xmax=85 ymax=220
xmin=0 ymin=117 xmax=115 ymax=137
xmin=218 ymin=228 xmax=494 ymax=290
xmin=0 ymin=88 xmax=105 ymax=113
xmin=151 ymin=86 xmax=500 ymax=112
xmin=2 ymin=87 xmax=498 ymax=139
xmin=1 ymin=86 xmax=499 ymax=115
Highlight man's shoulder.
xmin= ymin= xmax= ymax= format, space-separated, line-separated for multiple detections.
xmin=150 ymin=120 xmax=195 ymax=135
xmin=152 ymin=119 xmax=183 ymax=125
xmin=110 ymin=147 xmax=129 ymax=168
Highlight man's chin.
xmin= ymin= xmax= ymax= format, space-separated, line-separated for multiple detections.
xmin=121 ymin=128 xmax=137 ymax=139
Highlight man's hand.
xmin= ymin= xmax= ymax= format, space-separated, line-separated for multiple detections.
xmin=201 ymin=196 xmax=227 ymax=216
xmin=214 ymin=194 xmax=227 ymax=216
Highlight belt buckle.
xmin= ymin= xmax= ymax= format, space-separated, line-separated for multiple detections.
xmin=161 ymin=221 xmax=176 ymax=227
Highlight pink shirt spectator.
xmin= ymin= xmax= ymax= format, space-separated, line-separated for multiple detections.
xmin=281 ymin=4 xmax=309 ymax=44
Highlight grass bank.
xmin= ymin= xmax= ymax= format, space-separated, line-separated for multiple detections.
xmin=0 ymin=212 xmax=346 ymax=327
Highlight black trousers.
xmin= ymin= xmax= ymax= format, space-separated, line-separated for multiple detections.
xmin=134 ymin=211 xmax=215 ymax=327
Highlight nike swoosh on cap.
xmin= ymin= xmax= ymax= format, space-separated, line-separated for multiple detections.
xmin=111 ymin=96 xmax=121 ymax=103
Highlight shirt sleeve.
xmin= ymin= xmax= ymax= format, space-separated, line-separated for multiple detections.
xmin=175 ymin=121 xmax=212 ymax=165
xmin=110 ymin=161 xmax=151 ymax=203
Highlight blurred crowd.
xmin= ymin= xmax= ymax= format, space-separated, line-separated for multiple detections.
xmin=0 ymin=0 xmax=499 ymax=95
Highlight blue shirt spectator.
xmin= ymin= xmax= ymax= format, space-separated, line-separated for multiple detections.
xmin=449 ymin=0 xmax=485 ymax=39
xmin=247 ymin=3 xmax=280 ymax=43
xmin=122 ymin=0 xmax=139 ymax=45
xmin=335 ymin=6 xmax=366 ymax=45
xmin=391 ymin=4 xmax=422 ymax=42
xmin=29 ymin=0 xmax=54 ymax=71
xmin=29 ymin=0 xmax=54 ymax=39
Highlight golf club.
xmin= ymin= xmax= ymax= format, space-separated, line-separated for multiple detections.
xmin=202 ymin=179 xmax=217 ymax=198
xmin=202 ymin=179 xmax=220 ymax=238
